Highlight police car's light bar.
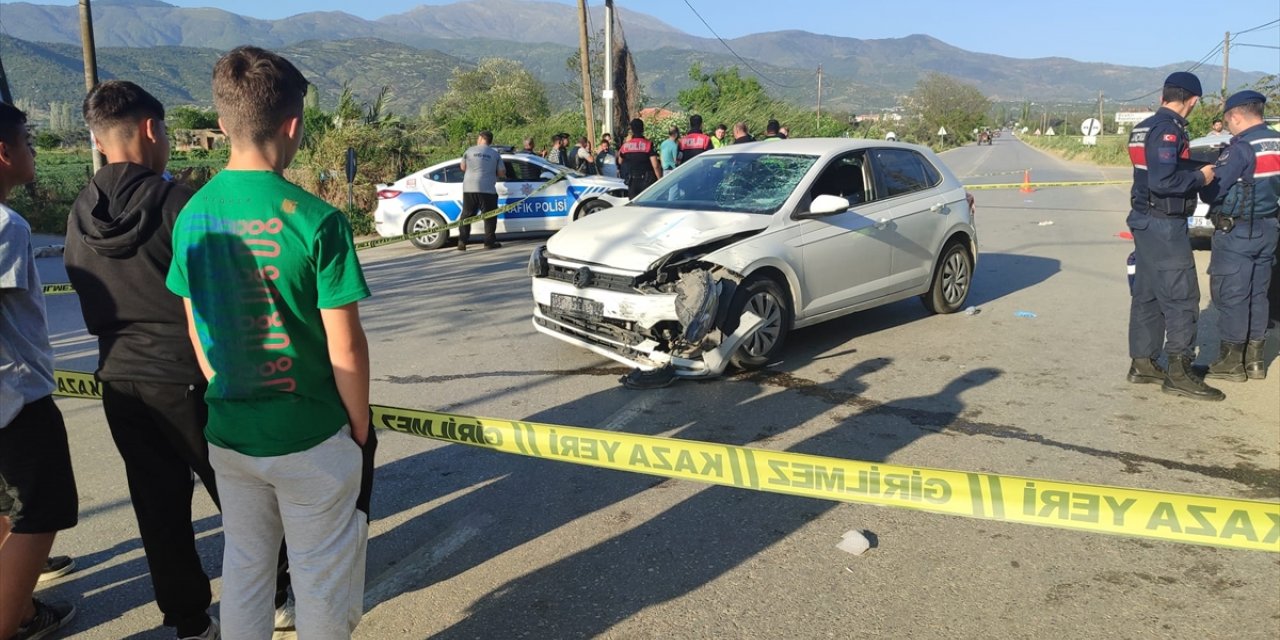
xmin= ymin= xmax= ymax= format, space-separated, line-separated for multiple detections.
xmin=377 ymin=189 xmax=402 ymax=199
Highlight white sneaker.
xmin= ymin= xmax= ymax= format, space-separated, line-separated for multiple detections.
xmin=179 ymin=616 xmax=219 ymax=640
xmin=274 ymin=597 xmax=296 ymax=631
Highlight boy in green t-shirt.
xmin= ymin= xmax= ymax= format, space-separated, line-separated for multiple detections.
xmin=167 ymin=46 xmax=374 ymax=639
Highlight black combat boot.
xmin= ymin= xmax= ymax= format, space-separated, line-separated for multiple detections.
xmin=1204 ymin=341 xmax=1247 ymax=382
xmin=1244 ymin=340 xmax=1268 ymax=380
xmin=1126 ymin=358 xmax=1166 ymax=384
xmin=1162 ymin=355 xmax=1226 ymax=401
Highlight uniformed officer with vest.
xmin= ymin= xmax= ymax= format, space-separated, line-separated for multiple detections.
xmin=677 ymin=114 xmax=713 ymax=165
xmin=1125 ymin=71 xmax=1222 ymax=400
xmin=1199 ymin=90 xmax=1280 ymax=382
xmin=618 ymin=118 xmax=662 ymax=199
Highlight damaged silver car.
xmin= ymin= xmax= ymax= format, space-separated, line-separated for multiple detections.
xmin=529 ymin=139 xmax=978 ymax=383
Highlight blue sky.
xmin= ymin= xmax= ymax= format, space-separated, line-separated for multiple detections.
xmin=10 ymin=0 xmax=1280 ymax=73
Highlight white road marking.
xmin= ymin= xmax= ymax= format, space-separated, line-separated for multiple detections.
xmin=598 ymin=388 xmax=672 ymax=431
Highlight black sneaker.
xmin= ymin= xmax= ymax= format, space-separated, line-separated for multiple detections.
xmin=38 ymin=556 xmax=75 ymax=583
xmin=457 ymin=240 xmax=468 ymax=251
xmin=483 ymin=241 xmax=502 ymax=249
xmin=12 ymin=599 xmax=75 ymax=640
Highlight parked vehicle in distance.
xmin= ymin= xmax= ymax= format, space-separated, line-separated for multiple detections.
xmin=375 ymin=153 xmax=629 ymax=250
xmin=529 ymin=139 xmax=978 ymax=380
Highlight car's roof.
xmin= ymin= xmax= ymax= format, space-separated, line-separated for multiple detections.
xmin=1189 ymin=132 xmax=1232 ymax=149
xmin=705 ymin=137 xmax=937 ymax=157
xmin=418 ymin=152 xmax=554 ymax=173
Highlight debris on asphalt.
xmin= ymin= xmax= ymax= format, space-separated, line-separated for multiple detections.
xmin=837 ymin=530 xmax=872 ymax=556
xmin=963 ymin=306 xmax=981 ymax=316
xmin=34 ymin=244 xmax=65 ymax=258
xmin=620 ymin=366 xmax=677 ymax=390
xmin=1116 ymin=231 xmax=1134 ymax=240
xmin=1037 ymin=221 xmax=1054 ymax=226
xmin=1014 ymin=311 xmax=1038 ymax=319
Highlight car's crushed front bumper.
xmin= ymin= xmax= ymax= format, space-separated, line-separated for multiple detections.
xmin=530 ymin=256 xmax=756 ymax=378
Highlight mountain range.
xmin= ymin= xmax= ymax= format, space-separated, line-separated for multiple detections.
xmin=0 ymin=0 xmax=1268 ymax=116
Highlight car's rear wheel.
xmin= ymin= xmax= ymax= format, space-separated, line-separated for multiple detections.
xmin=921 ymin=240 xmax=973 ymax=314
xmin=726 ymin=277 xmax=791 ymax=370
xmin=406 ymin=210 xmax=447 ymax=250
xmin=576 ymin=199 xmax=611 ymax=219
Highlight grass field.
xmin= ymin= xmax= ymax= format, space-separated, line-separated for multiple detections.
xmin=1018 ymin=133 xmax=1129 ymax=166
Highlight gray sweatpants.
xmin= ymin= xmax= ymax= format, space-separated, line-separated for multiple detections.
xmin=209 ymin=426 xmax=367 ymax=639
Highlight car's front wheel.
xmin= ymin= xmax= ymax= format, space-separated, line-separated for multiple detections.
xmin=406 ymin=210 xmax=448 ymax=250
xmin=921 ymin=240 xmax=973 ymax=314
xmin=726 ymin=277 xmax=791 ymax=370
xmin=576 ymin=199 xmax=611 ymax=219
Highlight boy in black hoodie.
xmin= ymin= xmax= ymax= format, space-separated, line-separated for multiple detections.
xmin=64 ymin=81 xmax=290 ymax=640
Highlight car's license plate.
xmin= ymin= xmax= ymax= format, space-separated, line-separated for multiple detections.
xmin=1190 ymin=216 xmax=1212 ymax=228
xmin=550 ymin=293 xmax=603 ymax=319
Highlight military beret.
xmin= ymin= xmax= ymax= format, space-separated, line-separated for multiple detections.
xmin=1224 ymin=90 xmax=1266 ymax=112
xmin=1164 ymin=71 xmax=1203 ymax=97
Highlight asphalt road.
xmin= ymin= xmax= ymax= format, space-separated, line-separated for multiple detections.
xmin=29 ymin=133 xmax=1280 ymax=639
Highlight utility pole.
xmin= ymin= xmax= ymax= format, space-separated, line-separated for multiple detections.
xmin=79 ymin=0 xmax=104 ymax=171
xmin=1098 ymin=90 xmax=1104 ymax=135
xmin=0 ymin=53 xmax=14 ymax=105
xmin=576 ymin=0 xmax=596 ymax=145
xmin=1222 ymin=31 xmax=1230 ymax=97
xmin=816 ymin=64 xmax=823 ymax=131
xmin=603 ymin=0 xmax=615 ymax=138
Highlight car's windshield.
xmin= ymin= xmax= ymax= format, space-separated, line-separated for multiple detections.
xmin=631 ymin=152 xmax=818 ymax=214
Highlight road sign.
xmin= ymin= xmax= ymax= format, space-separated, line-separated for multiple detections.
xmin=345 ymin=147 xmax=357 ymax=209
xmin=1080 ymin=118 xmax=1102 ymax=136
xmin=1046 ymin=127 xmax=1056 ymax=136
xmin=1115 ymin=111 xmax=1154 ymax=126
xmin=937 ymin=126 xmax=948 ymax=136
xmin=1082 ymin=135 xmax=1098 ymax=146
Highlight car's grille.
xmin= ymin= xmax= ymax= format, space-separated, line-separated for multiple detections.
xmin=546 ymin=264 xmax=637 ymax=293
xmin=538 ymin=304 xmax=645 ymax=345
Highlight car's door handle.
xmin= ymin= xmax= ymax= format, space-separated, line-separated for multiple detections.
xmin=930 ymin=202 xmax=948 ymax=213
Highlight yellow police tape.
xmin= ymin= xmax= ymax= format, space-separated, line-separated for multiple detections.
xmin=41 ymin=172 xmax=575 ymax=295
xmin=964 ymin=180 xmax=1130 ymax=190
xmin=51 ymin=368 xmax=1279 ymax=553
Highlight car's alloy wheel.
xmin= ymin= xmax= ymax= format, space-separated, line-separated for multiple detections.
xmin=921 ymin=240 xmax=972 ymax=314
xmin=728 ymin=278 xmax=791 ymax=370
xmin=407 ymin=210 xmax=448 ymax=250
xmin=577 ymin=199 xmax=610 ymax=219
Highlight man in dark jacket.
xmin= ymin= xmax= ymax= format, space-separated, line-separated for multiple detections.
xmin=63 ymin=81 xmax=292 ymax=640
xmin=1124 ymin=71 xmax=1219 ymax=400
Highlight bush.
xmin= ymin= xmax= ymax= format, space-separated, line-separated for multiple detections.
xmin=342 ymin=205 xmax=376 ymax=237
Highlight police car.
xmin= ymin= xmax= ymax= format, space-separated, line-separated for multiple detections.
xmin=374 ymin=152 xmax=629 ymax=250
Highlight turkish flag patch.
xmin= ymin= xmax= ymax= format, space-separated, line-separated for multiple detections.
xmin=1163 ymin=134 xmax=1177 ymax=142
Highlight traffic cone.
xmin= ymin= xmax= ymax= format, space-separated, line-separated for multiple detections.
xmin=1019 ymin=169 xmax=1034 ymax=193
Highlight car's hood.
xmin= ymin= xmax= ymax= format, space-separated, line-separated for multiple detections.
xmin=546 ymin=207 xmax=772 ymax=272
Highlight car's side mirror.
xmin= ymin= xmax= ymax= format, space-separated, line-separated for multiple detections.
xmin=798 ymin=194 xmax=851 ymax=218
xmin=540 ymin=171 xmax=557 ymax=180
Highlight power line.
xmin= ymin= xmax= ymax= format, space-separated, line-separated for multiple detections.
xmin=1114 ymin=16 xmax=1278 ymax=103
xmin=1234 ymin=43 xmax=1280 ymax=50
xmin=678 ymin=0 xmax=805 ymax=89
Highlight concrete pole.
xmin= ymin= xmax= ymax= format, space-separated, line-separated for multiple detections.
xmin=1222 ymin=31 xmax=1230 ymax=97
xmin=79 ymin=0 xmax=104 ymax=171
xmin=603 ymin=0 xmax=615 ymax=138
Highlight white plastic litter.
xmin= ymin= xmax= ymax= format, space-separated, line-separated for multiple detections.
xmin=963 ymin=306 xmax=980 ymax=316
xmin=837 ymin=530 xmax=871 ymax=556
xmin=1037 ymin=220 xmax=1054 ymax=226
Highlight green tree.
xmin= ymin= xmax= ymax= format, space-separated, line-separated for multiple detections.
xmin=169 ymin=105 xmax=220 ymax=130
xmin=430 ymin=59 xmax=550 ymax=140
xmin=34 ymin=130 xmax=62 ymax=150
xmin=903 ymin=73 xmax=991 ymax=148
xmin=677 ymin=64 xmax=770 ymax=115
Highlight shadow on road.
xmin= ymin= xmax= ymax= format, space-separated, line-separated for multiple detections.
xmin=358 ymin=353 xmax=1001 ymax=637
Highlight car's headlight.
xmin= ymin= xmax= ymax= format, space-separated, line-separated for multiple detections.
xmin=674 ymin=270 xmax=718 ymax=343
xmin=528 ymin=245 xmax=549 ymax=278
